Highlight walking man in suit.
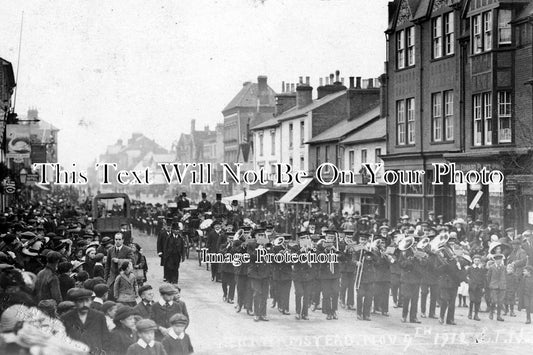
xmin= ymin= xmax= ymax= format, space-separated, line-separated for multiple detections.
xmin=105 ymin=233 xmax=134 ymax=300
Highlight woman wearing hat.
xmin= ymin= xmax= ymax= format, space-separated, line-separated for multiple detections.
xmin=108 ymin=305 xmax=138 ymax=355
xmin=114 ymin=261 xmax=138 ymax=307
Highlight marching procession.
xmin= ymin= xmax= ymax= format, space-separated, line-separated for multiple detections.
xmin=150 ymin=192 xmax=533 ymax=327
xmin=1 ymin=186 xmax=533 ymax=354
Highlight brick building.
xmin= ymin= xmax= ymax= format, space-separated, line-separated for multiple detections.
xmin=382 ymin=0 xmax=533 ymax=230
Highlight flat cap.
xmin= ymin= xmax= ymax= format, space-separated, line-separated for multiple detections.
xmin=67 ymin=287 xmax=93 ymax=301
xmin=169 ymin=313 xmax=189 ymax=326
xmin=101 ymin=301 xmax=117 ymax=314
xmin=93 ymin=284 xmax=109 ymax=297
xmin=159 ymin=283 xmax=178 ymax=295
xmin=136 ymin=319 xmax=158 ymax=332
xmin=138 ymin=284 xmax=153 ymax=296
xmin=114 ymin=305 xmax=135 ymax=322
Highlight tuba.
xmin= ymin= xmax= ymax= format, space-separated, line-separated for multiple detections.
xmin=429 ymin=234 xmax=449 ymax=253
xmin=233 ymin=229 xmax=245 ymax=242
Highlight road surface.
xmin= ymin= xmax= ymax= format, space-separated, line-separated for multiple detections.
xmin=134 ymin=228 xmax=532 ymax=355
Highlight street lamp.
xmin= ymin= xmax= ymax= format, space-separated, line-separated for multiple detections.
xmin=19 ymin=168 xmax=27 ymax=184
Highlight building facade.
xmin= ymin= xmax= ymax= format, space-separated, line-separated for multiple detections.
xmin=383 ymin=0 xmax=533 ymax=230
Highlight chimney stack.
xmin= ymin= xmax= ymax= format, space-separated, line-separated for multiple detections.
xmin=191 ymin=119 xmax=196 ymax=133
xmin=296 ymin=78 xmax=313 ymax=108
xmin=347 ymin=75 xmax=381 ymax=120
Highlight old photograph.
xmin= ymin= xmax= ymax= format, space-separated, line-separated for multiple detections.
xmin=0 ymin=0 xmax=533 ymax=354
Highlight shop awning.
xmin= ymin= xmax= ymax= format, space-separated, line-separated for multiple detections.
xmin=222 ymin=188 xmax=269 ymax=202
xmin=278 ymin=178 xmax=313 ymax=203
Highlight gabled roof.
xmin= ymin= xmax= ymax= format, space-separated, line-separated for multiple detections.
xmin=276 ymin=90 xmax=346 ymax=122
xmin=307 ymin=105 xmax=380 ymax=144
xmin=251 ymin=115 xmax=280 ymax=130
xmin=515 ymin=0 xmax=533 ymax=22
xmin=223 ymin=82 xmax=276 ymax=112
xmin=413 ymin=0 xmax=431 ymax=21
xmin=340 ymin=117 xmax=386 ymax=145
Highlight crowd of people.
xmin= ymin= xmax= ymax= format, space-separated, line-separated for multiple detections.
xmin=0 ymin=188 xmax=193 ymax=355
xmin=3 ymin=188 xmax=533 ymax=353
xmin=181 ymin=192 xmax=533 ymax=326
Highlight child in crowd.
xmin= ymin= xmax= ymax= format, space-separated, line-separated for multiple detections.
xmin=487 ymin=254 xmax=506 ymax=321
xmin=126 ymin=319 xmax=167 ymax=355
xmin=93 ymin=253 xmax=105 ymax=279
xmin=161 ymin=313 xmax=194 ymax=355
xmin=504 ymin=263 xmax=518 ymax=317
xmin=518 ymin=265 xmax=533 ymax=324
xmin=466 ymin=255 xmax=485 ymax=321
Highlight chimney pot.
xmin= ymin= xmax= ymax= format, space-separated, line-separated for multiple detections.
xmin=335 ymin=70 xmax=340 ymax=82
xmin=325 ymin=77 xmax=329 ymax=85
xmin=286 ymin=83 xmax=290 ymax=92
xmin=341 ymin=77 xmax=344 ymax=85
xmin=356 ymin=77 xmax=362 ymax=89
xmin=299 ymin=76 xmax=303 ymax=84
xmin=191 ymin=119 xmax=196 ymax=133
xmin=290 ymin=83 xmax=295 ymax=92
xmin=281 ymin=81 xmax=285 ymax=93
xmin=349 ymin=77 xmax=355 ymax=88
xmin=329 ymin=73 xmax=334 ymax=84
xmin=305 ymin=76 xmax=310 ymax=85
xmin=319 ymin=78 xmax=323 ymax=86
xmin=368 ymin=79 xmax=374 ymax=88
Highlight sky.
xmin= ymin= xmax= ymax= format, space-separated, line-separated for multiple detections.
xmin=0 ymin=0 xmax=388 ymax=168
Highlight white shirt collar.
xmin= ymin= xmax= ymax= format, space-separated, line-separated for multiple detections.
xmin=116 ymin=245 xmax=122 ymax=251
xmin=93 ymin=297 xmax=103 ymax=304
xmin=159 ymin=299 xmax=173 ymax=306
xmin=137 ymin=339 xmax=155 ymax=348
xmin=168 ymin=328 xmax=185 ymax=340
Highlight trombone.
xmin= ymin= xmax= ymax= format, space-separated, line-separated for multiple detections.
xmin=355 ymin=235 xmax=374 ymax=291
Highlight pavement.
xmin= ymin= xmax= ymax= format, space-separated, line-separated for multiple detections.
xmin=134 ymin=228 xmax=532 ymax=355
